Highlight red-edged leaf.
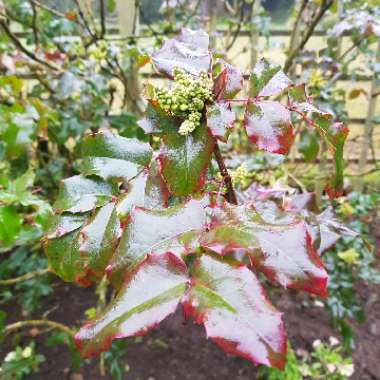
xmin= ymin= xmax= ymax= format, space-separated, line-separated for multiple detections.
xmin=249 ymin=58 xmax=292 ymax=97
xmin=206 ymin=102 xmax=236 ymax=141
xmin=182 ymin=253 xmax=286 ymax=369
xmin=213 ymin=60 xmax=243 ymax=100
xmin=151 ymin=28 xmax=211 ymax=77
xmin=244 ymin=100 xmax=294 ymax=155
xmin=159 ymin=121 xmax=214 ymax=196
xmin=75 ymin=252 xmax=189 ymax=358
xmin=324 ymin=122 xmax=349 ymax=199
xmin=200 ymin=204 xmax=328 ymax=297
xmin=77 ymin=201 xmax=121 ymax=281
xmin=107 ymin=199 xmax=208 ymax=285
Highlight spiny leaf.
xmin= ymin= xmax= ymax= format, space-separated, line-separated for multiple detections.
xmin=53 ymin=175 xmax=117 ymax=214
xmin=182 ymin=253 xmax=286 ymax=369
xmin=213 ymin=60 xmax=244 ymax=100
xmin=107 ymin=199 xmax=208 ymax=285
xmin=82 ymin=130 xmax=152 ymax=167
xmin=249 ymin=58 xmax=292 ymax=98
xmin=75 ymin=252 xmax=189 ymax=358
xmin=159 ymin=121 xmax=214 ymax=196
xmin=200 ymin=203 xmax=328 ymax=297
xmin=151 ymin=28 xmax=211 ymax=77
xmin=206 ymin=102 xmax=236 ymax=141
xmin=244 ymin=100 xmax=294 ymax=155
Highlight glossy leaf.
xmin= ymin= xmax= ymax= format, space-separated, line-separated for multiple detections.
xmin=213 ymin=60 xmax=244 ymax=100
xmin=53 ymin=175 xmax=117 ymax=213
xmin=75 ymin=253 xmax=189 ymax=358
xmin=249 ymin=58 xmax=292 ymax=98
xmin=151 ymin=28 xmax=211 ymax=77
xmin=200 ymin=204 xmax=328 ymax=297
xmin=183 ymin=253 xmax=286 ymax=369
xmin=82 ymin=131 xmax=152 ymax=167
xmin=77 ymin=201 xmax=121 ymax=280
xmin=159 ymin=121 xmax=214 ymax=196
xmin=244 ymin=100 xmax=294 ymax=155
xmin=107 ymin=199 xmax=208 ymax=284
xmin=206 ymin=102 xmax=236 ymax=141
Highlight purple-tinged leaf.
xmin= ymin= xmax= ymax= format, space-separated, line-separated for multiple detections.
xmin=53 ymin=175 xmax=117 ymax=214
xmin=206 ymin=102 xmax=236 ymax=141
xmin=213 ymin=60 xmax=243 ymax=100
xmin=244 ymin=100 xmax=294 ymax=155
xmin=249 ymin=58 xmax=292 ymax=98
xmin=200 ymin=204 xmax=328 ymax=297
xmin=182 ymin=253 xmax=286 ymax=369
xmin=107 ymin=199 xmax=208 ymax=285
xmin=75 ymin=252 xmax=189 ymax=358
xmin=159 ymin=121 xmax=214 ymax=196
xmin=151 ymin=28 xmax=211 ymax=77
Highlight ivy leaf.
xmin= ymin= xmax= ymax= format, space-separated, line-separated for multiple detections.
xmin=182 ymin=253 xmax=286 ymax=369
xmin=75 ymin=253 xmax=189 ymax=358
xmin=151 ymin=28 xmax=211 ymax=77
xmin=243 ymin=100 xmax=294 ymax=155
xmin=53 ymin=175 xmax=117 ymax=213
xmin=206 ymin=102 xmax=236 ymax=141
xmin=213 ymin=60 xmax=244 ymax=100
xmin=249 ymin=58 xmax=292 ymax=98
xmin=200 ymin=204 xmax=328 ymax=297
xmin=159 ymin=121 xmax=214 ymax=196
xmin=107 ymin=199 xmax=208 ymax=285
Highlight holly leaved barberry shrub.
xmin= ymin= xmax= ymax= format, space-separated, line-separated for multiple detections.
xmin=44 ymin=28 xmax=351 ymax=370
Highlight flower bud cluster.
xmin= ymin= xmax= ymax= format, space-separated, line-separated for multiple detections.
xmin=154 ymin=67 xmax=213 ymax=135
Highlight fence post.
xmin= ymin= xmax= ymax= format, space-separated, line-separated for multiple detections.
xmin=354 ymin=40 xmax=380 ymax=192
xmin=116 ymin=0 xmax=143 ymax=115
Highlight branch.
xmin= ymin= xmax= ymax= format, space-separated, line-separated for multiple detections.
xmin=99 ymin=0 xmax=106 ymax=37
xmin=5 ymin=319 xmax=74 ymax=338
xmin=0 ymin=19 xmax=60 ymax=72
xmin=284 ymin=0 xmax=333 ymax=73
xmin=0 ymin=268 xmax=49 ymax=286
xmin=214 ymin=142 xmax=238 ymax=205
xmin=29 ymin=0 xmax=39 ymax=50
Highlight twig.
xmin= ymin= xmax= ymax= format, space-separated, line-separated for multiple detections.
xmin=226 ymin=0 xmax=245 ymax=51
xmin=214 ymin=142 xmax=238 ymax=204
xmin=29 ymin=0 xmax=39 ymax=50
xmin=0 ymin=19 xmax=60 ymax=71
xmin=284 ymin=0 xmax=333 ymax=73
xmin=0 ymin=268 xmax=49 ymax=286
xmin=99 ymin=0 xmax=106 ymax=38
xmin=5 ymin=319 xmax=74 ymax=337
xmin=183 ymin=0 xmax=202 ymax=27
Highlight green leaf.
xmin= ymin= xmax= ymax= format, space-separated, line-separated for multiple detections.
xmin=0 ymin=205 xmax=22 ymax=247
xmin=77 ymin=201 xmax=121 ymax=280
xmin=108 ymin=199 xmax=208 ymax=285
xmin=200 ymin=203 xmax=328 ymax=297
xmin=75 ymin=253 xmax=189 ymax=358
xmin=249 ymin=58 xmax=292 ymax=97
xmin=183 ymin=253 xmax=286 ymax=369
xmin=54 ymin=175 xmax=117 ymax=213
xmin=81 ymin=131 xmax=152 ymax=167
xmin=298 ymin=130 xmax=319 ymax=162
xmin=159 ymin=121 xmax=214 ymax=196
xmin=206 ymin=102 xmax=236 ymax=141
